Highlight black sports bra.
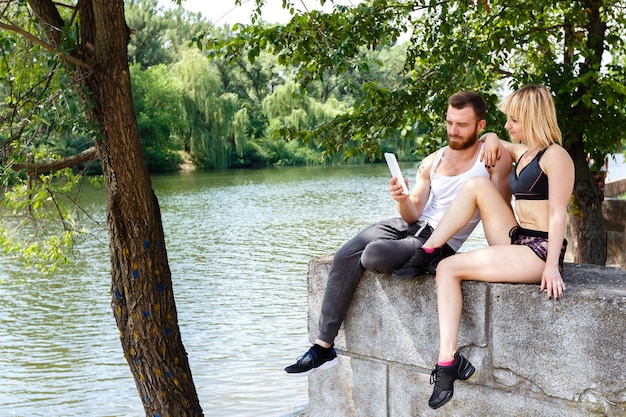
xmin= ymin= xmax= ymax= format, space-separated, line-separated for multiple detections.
xmin=508 ymin=148 xmax=549 ymax=200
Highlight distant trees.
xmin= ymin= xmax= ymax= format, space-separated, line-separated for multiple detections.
xmin=123 ymin=0 xmax=409 ymax=170
xmin=130 ymin=63 xmax=185 ymax=171
xmin=2 ymin=0 xmax=410 ymax=174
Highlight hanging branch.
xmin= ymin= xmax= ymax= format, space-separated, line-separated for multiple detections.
xmin=11 ymin=146 xmax=99 ymax=176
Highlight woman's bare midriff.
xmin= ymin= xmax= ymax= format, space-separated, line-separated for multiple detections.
xmin=514 ymin=199 xmax=550 ymax=231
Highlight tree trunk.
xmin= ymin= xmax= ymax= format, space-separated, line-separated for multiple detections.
xmin=566 ymin=140 xmax=607 ymax=265
xmin=26 ymin=1 xmax=203 ymax=415
xmin=562 ymin=0 xmax=608 ymax=266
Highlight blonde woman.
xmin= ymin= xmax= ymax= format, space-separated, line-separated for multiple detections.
xmin=396 ymin=85 xmax=575 ymax=409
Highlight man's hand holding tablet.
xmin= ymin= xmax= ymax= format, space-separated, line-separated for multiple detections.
xmin=384 ymin=153 xmax=409 ymax=195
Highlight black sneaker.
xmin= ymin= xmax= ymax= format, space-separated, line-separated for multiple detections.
xmin=284 ymin=344 xmax=338 ymax=376
xmin=428 ymin=352 xmax=475 ymax=409
xmin=392 ymin=247 xmax=444 ymax=279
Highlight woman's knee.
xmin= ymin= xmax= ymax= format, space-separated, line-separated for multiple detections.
xmin=435 ymin=257 xmax=463 ymax=284
xmin=463 ymin=176 xmax=493 ymax=192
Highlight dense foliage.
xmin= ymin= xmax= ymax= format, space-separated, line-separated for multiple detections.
xmin=1 ymin=0 xmax=410 ymax=181
xmin=124 ymin=0 xmax=413 ymax=170
xmin=0 ymin=3 xmax=99 ymax=271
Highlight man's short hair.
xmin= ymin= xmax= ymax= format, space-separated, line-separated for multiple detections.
xmin=448 ymin=91 xmax=486 ymax=121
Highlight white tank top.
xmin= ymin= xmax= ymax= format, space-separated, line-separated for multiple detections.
xmin=419 ymin=144 xmax=490 ymax=251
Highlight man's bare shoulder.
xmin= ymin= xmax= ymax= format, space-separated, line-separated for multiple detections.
xmin=417 ymin=148 xmax=443 ymax=177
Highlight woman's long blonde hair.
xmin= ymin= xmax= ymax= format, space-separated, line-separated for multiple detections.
xmin=499 ymin=85 xmax=562 ymax=148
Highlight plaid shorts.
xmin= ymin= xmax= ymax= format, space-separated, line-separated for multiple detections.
xmin=509 ymin=226 xmax=567 ymax=270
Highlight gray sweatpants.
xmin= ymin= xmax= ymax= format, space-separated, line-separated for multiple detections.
xmin=316 ymin=218 xmax=455 ymax=344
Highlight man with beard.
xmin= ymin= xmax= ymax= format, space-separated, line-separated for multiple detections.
xmin=284 ymin=91 xmax=512 ymax=376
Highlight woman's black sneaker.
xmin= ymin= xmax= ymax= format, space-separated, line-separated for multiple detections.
xmin=428 ymin=352 xmax=475 ymax=409
xmin=284 ymin=344 xmax=338 ymax=376
xmin=392 ymin=247 xmax=444 ymax=279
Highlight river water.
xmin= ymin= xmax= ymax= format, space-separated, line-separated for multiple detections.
xmin=0 ymin=163 xmax=419 ymax=417
xmin=2 ymin=153 xmax=625 ymax=417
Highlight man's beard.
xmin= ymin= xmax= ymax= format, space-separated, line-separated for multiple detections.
xmin=448 ymin=131 xmax=479 ymax=150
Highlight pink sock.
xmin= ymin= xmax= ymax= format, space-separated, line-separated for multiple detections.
xmin=423 ymin=247 xmax=436 ymax=254
xmin=438 ymin=359 xmax=454 ymax=367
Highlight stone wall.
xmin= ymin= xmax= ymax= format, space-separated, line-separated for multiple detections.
xmin=306 ymin=255 xmax=626 ymax=417
xmin=605 ymin=178 xmax=626 ymax=198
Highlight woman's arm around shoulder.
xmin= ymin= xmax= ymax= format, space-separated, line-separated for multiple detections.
xmin=489 ymin=144 xmax=513 ymax=204
xmin=480 ymin=132 xmax=526 ymax=164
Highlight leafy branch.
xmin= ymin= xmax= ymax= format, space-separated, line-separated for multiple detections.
xmin=0 ymin=20 xmax=92 ymax=71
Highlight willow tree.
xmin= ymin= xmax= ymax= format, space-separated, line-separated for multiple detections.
xmin=217 ymin=0 xmax=626 ymax=264
xmin=174 ymin=50 xmax=246 ymax=168
xmin=262 ymin=81 xmax=346 ymax=149
xmin=1 ymin=1 xmax=202 ymax=415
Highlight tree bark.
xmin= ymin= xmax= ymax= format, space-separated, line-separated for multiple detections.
xmin=26 ymin=1 xmax=203 ymax=415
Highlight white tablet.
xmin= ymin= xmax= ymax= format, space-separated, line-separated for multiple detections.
xmin=384 ymin=152 xmax=409 ymax=195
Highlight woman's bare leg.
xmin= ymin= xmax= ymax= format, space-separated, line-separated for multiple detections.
xmin=424 ymin=176 xmax=517 ymax=249
xmin=435 ymin=261 xmax=463 ymax=363
xmin=435 ymin=245 xmax=546 ymax=362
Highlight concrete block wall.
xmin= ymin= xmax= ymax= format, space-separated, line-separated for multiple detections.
xmin=306 ymin=256 xmax=626 ymax=417
xmin=605 ymin=178 xmax=626 ymax=198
